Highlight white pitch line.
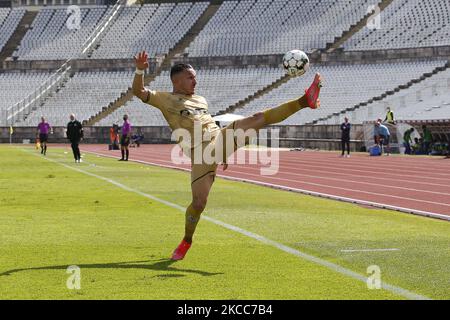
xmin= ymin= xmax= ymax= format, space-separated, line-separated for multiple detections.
xmin=341 ymin=249 xmax=400 ymax=253
xmin=21 ymin=148 xmax=432 ymax=300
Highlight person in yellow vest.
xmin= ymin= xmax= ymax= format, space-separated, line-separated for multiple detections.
xmin=384 ymin=107 xmax=395 ymax=125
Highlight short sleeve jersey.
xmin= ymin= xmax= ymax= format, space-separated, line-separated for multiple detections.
xmin=144 ymin=90 xmax=220 ymax=149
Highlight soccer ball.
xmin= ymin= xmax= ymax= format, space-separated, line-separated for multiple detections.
xmin=282 ymin=50 xmax=310 ymax=77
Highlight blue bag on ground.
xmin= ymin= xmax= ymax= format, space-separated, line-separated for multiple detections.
xmin=369 ymin=145 xmax=381 ymax=156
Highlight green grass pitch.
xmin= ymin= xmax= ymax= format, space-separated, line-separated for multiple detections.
xmin=0 ymin=145 xmax=448 ymax=299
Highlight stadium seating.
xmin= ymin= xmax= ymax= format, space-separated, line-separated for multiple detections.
xmin=2 ymin=1 xmax=449 ymax=129
xmin=234 ymin=61 xmax=447 ymax=125
xmin=0 ymin=8 xmax=26 ymax=53
xmin=13 ymin=6 xmax=107 ymax=60
xmin=91 ymin=2 xmax=208 ymax=59
xmin=17 ymin=70 xmax=133 ymax=126
xmin=96 ymin=97 xmax=168 ymax=127
xmin=0 ymin=71 xmax=52 ymax=125
xmin=96 ymin=67 xmax=284 ymax=126
xmin=343 ymin=0 xmax=450 ymax=50
xmin=186 ymin=0 xmax=383 ymax=56
xmin=365 ymin=68 xmax=450 ymax=121
xmin=12 ymin=2 xmax=208 ymax=60
xmin=8 ymin=61 xmax=447 ymax=127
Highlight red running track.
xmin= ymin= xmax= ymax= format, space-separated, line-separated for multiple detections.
xmin=79 ymin=144 xmax=450 ymax=220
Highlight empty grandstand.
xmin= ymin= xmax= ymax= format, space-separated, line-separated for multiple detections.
xmin=91 ymin=2 xmax=209 ymax=59
xmin=234 ymin=60 xmax=447 ymax=125
xmin=0 ymin=0 xmax=448 ymax=151
xmin=0 ymin=71 xmax=52 ymax=124
xmin=186 ymin=0 xmax=385 ymax=56
xmin=0 ymin=7 xmax=25 ymax=52
xmin=17 ymin=70 xmax=133 ymax=126
xmin=362 ymin=68 xmax=450 ymax=122
xmin=11 ymin=2 xmax=209 ymax=61
xmin=343 ymin=0 xmax=450 ymax=51
xmin=13 ymin=6 xmax=107 ymax=60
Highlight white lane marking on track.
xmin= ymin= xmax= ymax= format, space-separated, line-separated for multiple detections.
xmin=218 ymin=164 xmax=450 ymax=197
xmin=278 ymin=153 xmax=450 ymax=178
xmin=140 ymin=145 xmax=450 ymax=180
xmin=22 ymin=148 xmax=432 ymax=300
xmin=87 ymin=150 xmax=450 ymax=208
xmin=103 ymin=146 xmax=450 ymax=191
xmin=80 ymin=150 xmax=450 ymax=221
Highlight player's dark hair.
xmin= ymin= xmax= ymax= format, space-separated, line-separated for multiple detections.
xmin=170 ymin=63 xmax=193 ymax=79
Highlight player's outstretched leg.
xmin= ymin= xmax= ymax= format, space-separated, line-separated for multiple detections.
xmin=262 ymin=73 xmax=322 ymax=126
xmin=304 ymin=73 xmax=322 ymax=109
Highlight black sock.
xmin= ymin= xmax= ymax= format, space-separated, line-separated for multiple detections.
xmin=44 ymin=146 xmax=47 ymax=155
xmin=121 ymin=149 xmax=125 ymax=159
xmin=126 ymin=150 xmax=129 ymax=160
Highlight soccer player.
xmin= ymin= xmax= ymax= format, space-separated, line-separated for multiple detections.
xmin=66 ymin=114 xmax=84 ymax=163
xmin=36 ymin=116 xmax=52 ymax=156
xmin=119 ymin=114 xmax=132 ymax=161
xmin=132 ymin=51 xmax=322 ymax=260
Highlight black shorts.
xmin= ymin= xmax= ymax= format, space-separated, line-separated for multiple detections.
xmin=120 ymin=136 xmax=130 ymax=146
xmin=39 ymin=133 xmax=48 ymax=143
xmin=380 ymin=135 xmax=390 ymax=145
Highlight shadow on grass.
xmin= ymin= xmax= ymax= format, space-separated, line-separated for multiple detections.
xmin=0 ymin=259 xmax=223 ymax=278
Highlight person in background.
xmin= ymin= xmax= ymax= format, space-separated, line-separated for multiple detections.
xmin=66 ymin=114 xmax=83 ymax=163
xmin=131 ymin=129 xmax=144 ymax=147
xmin=340 ymin=117 xmax=351 ymax=157
xmin=403 ymin=128 xmax=414 ymax=155
xmin=422 ymin=125 xmax=432 ymax=155
xmin=110 ymin=123 xmax=119 ymax=150
xmin=412 ymin=137 xmax=421 ymax=154
xmin=374 ymin=119 xmax=391 ymax=155
xmin=36 ymin=116 xmax=52 ymax=156
xmin=119 ymin=114 xmax=131 ymax=161
xmin=384 ymin=106 xmax=395 ymax=125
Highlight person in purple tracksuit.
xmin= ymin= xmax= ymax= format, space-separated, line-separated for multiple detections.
xmin=37 ymin=116 xmax=52 ymax=156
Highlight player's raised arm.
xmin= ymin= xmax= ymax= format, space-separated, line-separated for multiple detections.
xmin=132 ymin=51 xmax=150 ymax=102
